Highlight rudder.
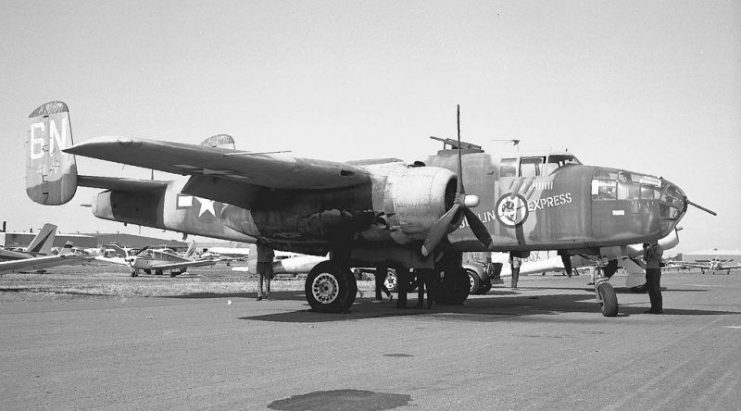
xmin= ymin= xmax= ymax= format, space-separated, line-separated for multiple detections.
xmin=26 ymin=101 xmax=78 ymax=205
xmin=26 ymin=223 xmax=58 ymax=255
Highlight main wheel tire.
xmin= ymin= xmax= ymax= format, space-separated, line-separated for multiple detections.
xmin=155 ymin=269 xmax=163 ymax=276
xmin=305 ymin=261 xmax=357 ymax=313
xmin=467 ymin=270 xmax=480 ymax=294
xmin=597 ymin=282 xmax=618 ymax=317
xmin=144 ymin=269 xmax=152 ymax=275
xmin=432 ymin=268 xmax=470 ymax=305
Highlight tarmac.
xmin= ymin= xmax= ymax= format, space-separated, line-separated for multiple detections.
xmin=2 ymin=270 xmax=741 ymax=410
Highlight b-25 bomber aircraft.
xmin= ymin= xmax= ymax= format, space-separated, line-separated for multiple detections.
xmin=25 ymin=101 xmax=713 ymax=315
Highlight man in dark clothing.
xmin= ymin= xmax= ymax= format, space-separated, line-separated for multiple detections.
xmin=396 ymin=267 xmax=410 ymax=309
xmin=510 ymin=255 xmax=522 ymax=289
xmin=414 ymin=269 xmax=433 ymax=309
xmin=643 ymin=242 xmax=664 ymax=313
xmin=373 ymin=265 xmax=392 ymax=303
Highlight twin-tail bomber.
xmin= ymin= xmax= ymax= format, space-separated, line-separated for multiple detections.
xmin=25 ymin=101 xmax=713 ymax=315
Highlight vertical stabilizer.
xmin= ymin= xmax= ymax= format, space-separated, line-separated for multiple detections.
xmin=25 ymin=223 xmax=57 ymax=255
xmin=26 ymin=101 xmax=78 ymax=205
xmin=184 ymin=241 xmax=197 ymax=259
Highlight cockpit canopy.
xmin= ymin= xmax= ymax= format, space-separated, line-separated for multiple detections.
xmin=500 ymin=153 xmax=581 ymax=178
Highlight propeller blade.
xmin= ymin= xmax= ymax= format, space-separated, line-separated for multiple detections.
xmin=421 ymin=203 xmax=462 ymax=257
xmin=135 ymin=246 xmax=150 ymax=256
xmin=687 ymin=199 xmax=717 ymax=216
xmin=462 ymin=207 xmax=494 ymax=250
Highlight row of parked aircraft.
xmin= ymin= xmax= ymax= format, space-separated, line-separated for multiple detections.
xmin=0 ymin=223 xmax=240 ymax=276
xmin=21 ymin=101 xmax=721 ymax=316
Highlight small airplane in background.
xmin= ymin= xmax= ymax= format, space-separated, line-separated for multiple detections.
xmin=0 ymin=241 xmax=92 ymax=275
xmin=199 ymin=244 xmax=250 ymax=261
xmin=99 ymin=242 xmax=218 ymax=277
xmin=668 ymin=257 xmax=741 ymax=275
xmin=0 ymin=223 xmax=57 ymax=261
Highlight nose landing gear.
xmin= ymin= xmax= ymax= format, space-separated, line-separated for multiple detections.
xmin=593 ymin=259 xmax=619 ymax=317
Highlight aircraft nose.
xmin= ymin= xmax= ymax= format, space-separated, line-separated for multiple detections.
xmin=657 ymin=179 xmax=687 ymax=234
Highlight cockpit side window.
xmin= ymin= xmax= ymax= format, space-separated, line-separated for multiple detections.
xmin=500 ymin=158 xmax=517 ymax=177
xmin=520 ymin=156 xmax=545 ymax=177
xmin=592 ymin=169 xmax=617 ymax=200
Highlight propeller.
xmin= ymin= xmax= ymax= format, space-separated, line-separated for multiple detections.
xmin=686 ymin=199 xmax=717 ymax=216
xmin=421 ymin=105 xmax=495 ymax=257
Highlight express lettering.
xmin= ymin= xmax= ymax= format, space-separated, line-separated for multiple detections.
xmin=528 ymin=192 xmax=572 ymax=212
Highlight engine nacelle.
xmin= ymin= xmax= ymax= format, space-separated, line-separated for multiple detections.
xmin=378 ymin=166 xmax=457 ymax=245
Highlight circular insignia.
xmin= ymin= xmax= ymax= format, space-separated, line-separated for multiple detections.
xmin=495 ymin=194 xmax=529 ymax=227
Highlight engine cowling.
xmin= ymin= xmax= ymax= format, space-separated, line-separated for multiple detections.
xmin=378 ymin=166 xmax=457 ymax=245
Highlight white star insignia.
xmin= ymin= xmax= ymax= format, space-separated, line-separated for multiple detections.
xmin=197 ymin=198 xmax=216 ymax=218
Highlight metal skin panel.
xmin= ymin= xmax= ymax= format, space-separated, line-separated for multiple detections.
xmin=26 ymin=103 xmax=77 ymax=205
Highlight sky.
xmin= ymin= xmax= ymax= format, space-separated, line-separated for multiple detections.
xmin=1 ymin=0 xmax=739 ymax=253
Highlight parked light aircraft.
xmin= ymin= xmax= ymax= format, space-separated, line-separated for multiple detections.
xmin=0 ymin=223 xmax=57 ymax=261
xmin=99 ymin=242 xmax=218 ymax=277
xmin=0 ymin=242 xmax=92 ymax=275
xmin=668 ymin=257 xmax=741 ymax=275
xmin=25 ymin=102 xmax=714 ymax=315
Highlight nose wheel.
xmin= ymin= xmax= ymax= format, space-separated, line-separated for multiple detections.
xmin=593 ymin=262 xmax=618 ymax=317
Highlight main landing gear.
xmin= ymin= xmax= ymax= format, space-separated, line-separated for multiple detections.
xmin=303 ymin=252 xmax=471 ymax=313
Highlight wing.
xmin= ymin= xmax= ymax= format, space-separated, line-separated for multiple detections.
xmin=0 ymin=254 xmax=91 ymax=274
xmin=150 ymin=259 xmax=217 ymax=271
xmin=65 ymin=137 xmax=370 ymax=191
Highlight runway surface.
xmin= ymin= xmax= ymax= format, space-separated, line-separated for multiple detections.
xmin=2 ymin=271 xmax=741 ymax=410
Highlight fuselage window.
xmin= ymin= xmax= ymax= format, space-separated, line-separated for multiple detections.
xmin=592 ymin=169 xmax=617 ymax=200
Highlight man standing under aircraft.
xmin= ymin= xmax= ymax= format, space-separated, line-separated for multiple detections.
xmin=256 ymin=245 xmax=274 ymax=301
xmin=396 ymin=267 xmax=411 ymax=309
xmin=414 ymin=270 xmax=433 ymax=309
xmin=643 ymin=242 xmax=664 ymax=314
xmin=373 ymin=265 xmax=392 ymax=303
xmin=510 ymin=255 xmax=522 ymax=289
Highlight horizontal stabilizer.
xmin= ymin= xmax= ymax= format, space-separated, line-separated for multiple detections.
xmin=78 ymin=175 xmax=169 ymax=192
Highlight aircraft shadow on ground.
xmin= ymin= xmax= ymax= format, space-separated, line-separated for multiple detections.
xmin=165 ymin=290 xmax=308 ymax=301
xmin=240 ymin=289 xmax=738 ymax=324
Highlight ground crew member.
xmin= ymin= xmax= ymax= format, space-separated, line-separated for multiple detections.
xmin=414 ymin=269 xmax=433 ymax=309
xmin=373 ymin=265 xmax=392 ymax=303
xmin=643 ymin=242 xmax=663 ymax=313
xmin=396 ymin=267 xmax=410 ymax=309
xmin=256 ymin=244 xmax=274 ymax=301
xmin=510 ymin=255 xmax=522 ymax=289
